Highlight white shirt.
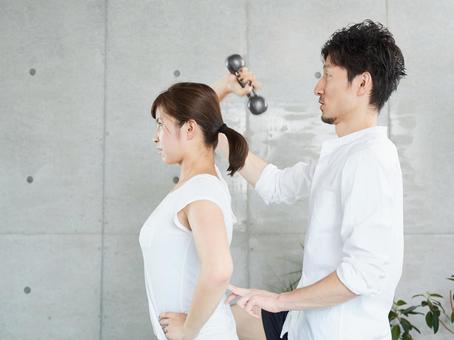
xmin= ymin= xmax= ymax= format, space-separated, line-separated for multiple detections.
xmin=139 ymin=167 xmax=238 ymax=340
xmin=255 ymin=126 xmax=404 ymax=340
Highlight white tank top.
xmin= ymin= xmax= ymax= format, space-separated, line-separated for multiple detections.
xmin=139 ymin=167 xmax=239 ymax=340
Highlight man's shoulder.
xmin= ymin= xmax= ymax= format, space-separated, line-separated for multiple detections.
xmin=347 ymin=134 xmax=398 ymax=163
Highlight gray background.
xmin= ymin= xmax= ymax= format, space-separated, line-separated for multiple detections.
xmin=1 ymin=1 xmax=453 ymax=339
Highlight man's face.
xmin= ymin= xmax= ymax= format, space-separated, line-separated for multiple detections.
xmin=314 ymin=56 xmax=358 ymax=125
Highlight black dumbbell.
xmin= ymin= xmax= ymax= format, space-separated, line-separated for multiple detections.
xmin=225 ymin=54 xmax=268 ymax=115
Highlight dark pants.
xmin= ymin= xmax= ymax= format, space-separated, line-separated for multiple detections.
xmin=261 ymin=309 xmax=289 ymax=340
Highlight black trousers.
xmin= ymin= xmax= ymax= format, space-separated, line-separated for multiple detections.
xmin=261 ymin=309 xmax=289 ymax=340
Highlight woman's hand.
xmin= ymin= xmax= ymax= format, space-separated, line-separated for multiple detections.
xmin=159 ymin=312 xmax=189 ymax=340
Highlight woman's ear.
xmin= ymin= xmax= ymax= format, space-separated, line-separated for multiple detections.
xmin=185 ymin=119 xmax=197 ymax=140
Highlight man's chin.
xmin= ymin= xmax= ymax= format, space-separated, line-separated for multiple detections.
xmin=321 ymin=114 xmax=336 ymax=125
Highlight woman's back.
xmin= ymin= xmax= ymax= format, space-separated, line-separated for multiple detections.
xmin=140 ymin=168 xmax=238 ymax=339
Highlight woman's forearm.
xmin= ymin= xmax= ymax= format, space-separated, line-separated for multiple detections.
xmin=183 ymin=269 xmax=232 ymax=339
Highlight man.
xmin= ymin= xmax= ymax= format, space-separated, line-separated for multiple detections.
xmin=214 ymin=19 xmax=406 ymax=340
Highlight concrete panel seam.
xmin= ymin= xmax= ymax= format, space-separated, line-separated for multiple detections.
xmin=99 ymin=1 xmax=109 ymax=339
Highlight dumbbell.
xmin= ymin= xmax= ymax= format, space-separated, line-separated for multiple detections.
xmin=225 ymin=54 xmax=268 ymax=115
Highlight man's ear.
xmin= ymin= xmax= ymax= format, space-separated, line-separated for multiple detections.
xmin=357 ymin=71 xmax=373 ymax=96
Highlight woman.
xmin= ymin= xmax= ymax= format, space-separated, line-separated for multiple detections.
xmin=140 ymin=82 xmax=248 ymax=340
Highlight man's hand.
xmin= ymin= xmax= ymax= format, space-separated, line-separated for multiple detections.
xmin=212 ymin=68 xmax=261 ymax=101
xmin=159 ymin=312 xmax=188 ymax=340
xmin=226 ymin=284 xmax=282 ymax=319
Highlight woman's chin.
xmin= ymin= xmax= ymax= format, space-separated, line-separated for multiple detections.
xmin=161 ymin=156 xmax=176 ymax=165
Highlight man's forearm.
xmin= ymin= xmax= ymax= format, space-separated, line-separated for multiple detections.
xmin=239 ymin=151 xmax=268 ymax=187
xmin=212 ymin=78 xmax=232 ymax=102
xmin=276 ymin=272 xmax=357 ymax=311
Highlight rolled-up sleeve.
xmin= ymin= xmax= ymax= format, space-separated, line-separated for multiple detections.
xmin=254 ymin=161 xmax=316 ymax=205
xmin=336 ymin=151 xmax=397 ymax=296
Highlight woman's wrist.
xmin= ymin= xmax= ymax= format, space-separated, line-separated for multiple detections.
xmin=182 ymin=321 xmax=199 ymax=340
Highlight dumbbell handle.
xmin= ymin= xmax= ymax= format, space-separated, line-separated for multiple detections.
xmin=233 ymin=71 xmax=258 ymax=98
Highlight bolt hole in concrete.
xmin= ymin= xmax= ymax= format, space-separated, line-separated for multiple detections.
xmin=27 ymin=176 xmax=33 ymax=183
xmin=314 ymin=71 xmax=321 ymax=79
xmin=24 ymin=286 xmax=31 ymax=294
xmin=29 ymin=68 xmax=36 ymax=76
xmin=174 ymin=70 xmax=181 ymax=77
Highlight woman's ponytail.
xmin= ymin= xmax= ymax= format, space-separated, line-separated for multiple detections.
xmin=219 ymin=124 xmax=248 ymax=176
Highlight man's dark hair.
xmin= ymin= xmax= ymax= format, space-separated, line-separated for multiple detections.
xmin=321 ymin=19 xmax=406 ymax=111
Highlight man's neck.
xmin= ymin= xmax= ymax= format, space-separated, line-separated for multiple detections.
xmin=334 ymin=108 xmax=379 ymax=137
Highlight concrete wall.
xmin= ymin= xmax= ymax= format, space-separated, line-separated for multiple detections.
xmin=1 ymin=1 xmax=453 ymax=339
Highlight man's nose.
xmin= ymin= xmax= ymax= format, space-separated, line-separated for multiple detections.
xmin=314 ymin=79 xmax=324 ymax=96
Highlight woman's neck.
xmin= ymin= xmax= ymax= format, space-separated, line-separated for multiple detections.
xmin=177 ymin=148 xmax=217 ymax=185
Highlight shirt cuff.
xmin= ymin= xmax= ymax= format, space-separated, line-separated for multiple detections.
xmin=336 ymin=262 xmax=369 ymax=296
xmin=254 ymin=163 xmax=278 ymax=205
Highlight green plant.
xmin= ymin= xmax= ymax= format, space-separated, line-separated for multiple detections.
xmin=412 ymin=274 xmax=454 ymax=335
xmin=389 ymin=275 xmax=454 ymax=339
xmin=389 ymin=299 xmax=422 ymax=340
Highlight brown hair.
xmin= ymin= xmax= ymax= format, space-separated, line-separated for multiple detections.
xmin=151 ymin=82 xmax=248 ymax=176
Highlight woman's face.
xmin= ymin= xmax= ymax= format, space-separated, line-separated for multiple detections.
xmin=153 ymin=108 xmax=185 ymax=164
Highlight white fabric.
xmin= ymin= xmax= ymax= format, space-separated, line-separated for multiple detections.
xmin=139 ymin=166 xmax=238 ymax=340
xmin=255 ymin=126 xmax=404 ymax=340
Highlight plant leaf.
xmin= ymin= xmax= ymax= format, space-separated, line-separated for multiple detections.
xmin=396 ymin=299 xmax=407 ymax=306
xmin=400 ymin=317 xmax=413 ymax=332
xmin=388 ymin=310 xmax=398 ymax=321
xmin=429 ymin=293 xmax=443 ymax=298
xmin=426 ymin=311 xmax=433 ymax=328
xmin=412 ymin=294 xmax=425 ymax=298
xmin=402 ymin=332 xmax=413 ymax=340
xmin=391 ymin=325 xmax=401 ymax=340
xmin=401 ymin=306 xmax=419 ymax=315
xmin=433 ymin=312 xmax=439 ymax=333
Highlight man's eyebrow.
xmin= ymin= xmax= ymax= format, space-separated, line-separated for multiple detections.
xmin=323 ymin=64 xmax=333 ymax=69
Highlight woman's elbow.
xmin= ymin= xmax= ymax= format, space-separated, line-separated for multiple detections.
xmin=202 ymin=261 xmax=233 ymax=286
